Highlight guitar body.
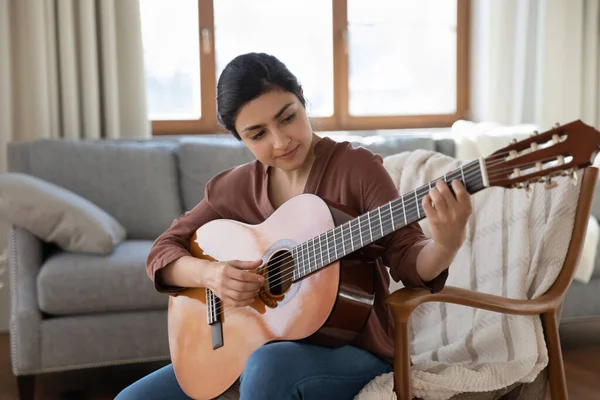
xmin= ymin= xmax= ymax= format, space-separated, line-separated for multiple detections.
xmin=168 ymin=194 xmax=376 ymax=399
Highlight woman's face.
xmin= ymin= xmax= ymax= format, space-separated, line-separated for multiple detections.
xmin=234 ymin=90 xmax=313 ymax=172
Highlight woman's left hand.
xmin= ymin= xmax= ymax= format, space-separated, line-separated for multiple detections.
xmin=422 ymin=179 xmax=472 ymax=257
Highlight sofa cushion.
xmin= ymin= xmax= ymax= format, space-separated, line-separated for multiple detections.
xmin=37 ymin=240 xmax=167 ymax=316
xmin=8 ymin=139 xmax=182 ymax=240
xmin=0 ymin=173 xmax=126 ymax=254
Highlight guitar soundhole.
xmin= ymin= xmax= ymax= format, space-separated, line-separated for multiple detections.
xmin=265 ymin=249 xmax=293 ymax=296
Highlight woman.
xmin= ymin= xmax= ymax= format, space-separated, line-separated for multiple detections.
xmin=116 ymin=52 xmax=472 ymax=400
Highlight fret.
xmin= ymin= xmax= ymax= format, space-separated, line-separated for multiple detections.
xmin=460 ymin=166 xmax=465 ymax=185
xmin=357 ymin=216 xmax=362 ymax=246
xmin=361 ymin=212 xmax=373 ymax=242
xmin=304 ymin=241 xmax=309 ymax=275
xmin=401 ymin=195 xmax=407 ymax=225
xmin=309 ymin=238 xmax=314 ymax=273
xmin=304 ymin=241 xmax=308 ymax=276
xmin=341 ymin=223 xmax=346 ymax=254
xmin=324 ymin=231 xmax=330 ymax=265
xmin=333 ymin=227 xmax=338 ymax=260
xmin=297 ymin=243 xmax=302 ymax=277
xmin=291 ymin=248 xmax=296 ymax=280
xmin=414 ymin=190 xmax=420 ymax=219
xmin=299 ymin=242 xmax=304 ymax=277
xmin=378 ymin=207 xmax=384 ymax=237
xmin=316 ymin=236 xmax=322 ymax=268
xmin=350 ymin=220 xmax=354 ymax=251
xmin=388 ymin=202 xmax=395 ymax=231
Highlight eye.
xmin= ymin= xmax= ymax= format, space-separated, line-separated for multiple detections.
xmin=251 ymin=130 xmax=265 ymax=141
xmin=281 ymin=113 xmax=296 ymax=124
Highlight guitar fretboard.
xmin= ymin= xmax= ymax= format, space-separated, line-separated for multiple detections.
xmin=290 ymin=159 xmax=486 ymax=280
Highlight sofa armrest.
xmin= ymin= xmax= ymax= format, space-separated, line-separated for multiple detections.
xmin=9 ymin=225 xmax=43 ymax=375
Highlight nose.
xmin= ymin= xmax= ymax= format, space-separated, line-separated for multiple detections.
xmin=272 ymin=130 xmax=290 ymax=150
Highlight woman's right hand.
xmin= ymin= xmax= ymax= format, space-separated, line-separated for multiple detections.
xmin=205 ymin=259 xmax=265 ymax=307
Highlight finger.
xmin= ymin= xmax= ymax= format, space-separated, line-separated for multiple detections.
xmin=422 ymin=194 xmax=437 ymax=220
xmin=436 ymin=180 xmax=458 ymax=207
xmin=429 ymin=187 xmax=448 ymax=212
xmin=223 ymin=288 xmax=258 ymax=302
xmin=225 ymin=297 xmax=254 ymax=308
xmin=226 ymin=278 xmax=262 ymax=293
xmin=452 ymin=180 xmax=471 ymax=205
xmin=227 ymin=265 xmax=265 ymax=284
xmin=229 ymin=259 xmax=262 ymax=270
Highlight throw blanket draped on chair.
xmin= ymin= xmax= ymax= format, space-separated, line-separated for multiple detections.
xmin=356 ymin=150 xmax=583 ymax=400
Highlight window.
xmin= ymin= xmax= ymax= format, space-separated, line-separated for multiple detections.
xmin=140 ymin=0 xmax=469 ymax=135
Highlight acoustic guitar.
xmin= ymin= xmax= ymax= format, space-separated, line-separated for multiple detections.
xmin=167 ymin=120 xmax=600 ymax=399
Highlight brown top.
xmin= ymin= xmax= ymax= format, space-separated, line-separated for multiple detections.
xmin=146 ymin=136 xmax=448 ymax=363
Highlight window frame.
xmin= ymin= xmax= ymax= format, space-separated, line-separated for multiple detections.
xmin=151 ymin=0 xmax=469 ymax=136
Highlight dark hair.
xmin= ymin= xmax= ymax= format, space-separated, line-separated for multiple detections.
xmin=216 ymin=53 xmax=306 ymax=140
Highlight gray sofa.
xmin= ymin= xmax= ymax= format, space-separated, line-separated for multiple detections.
xmin=6 ymin=133 xmax=600 ymax=398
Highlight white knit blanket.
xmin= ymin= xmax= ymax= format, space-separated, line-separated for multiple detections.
xmin=356 ymin=150 xmax=583 ymax=400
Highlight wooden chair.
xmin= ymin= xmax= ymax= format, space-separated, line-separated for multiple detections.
xmin=386 ymin=166 xmax=598 ymax=400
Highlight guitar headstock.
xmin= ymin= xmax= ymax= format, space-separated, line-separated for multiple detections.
xmin=485 ymin=120 xmax=600 ymax=191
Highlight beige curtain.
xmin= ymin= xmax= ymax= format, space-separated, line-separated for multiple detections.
xmin=0 ymin=0 xmax=150 ymax=331
xmin=469 ymin=0 xmax=600 ymax=130
xmin=0 ymin=0 xmax=150 ymax=170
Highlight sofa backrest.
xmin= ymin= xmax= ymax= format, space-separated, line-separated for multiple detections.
xmin=176 ymin=133 xmax=456 ymax=211
xmin=6 ymin=133 xmax=456 ymax=240
xmin=7 ymin=139 xmax=183 ymax=240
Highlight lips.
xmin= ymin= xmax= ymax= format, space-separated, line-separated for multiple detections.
xmin=277 ymin=146 xmax=299 ymax=159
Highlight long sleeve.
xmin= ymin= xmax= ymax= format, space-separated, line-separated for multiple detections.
xmin=360 ymin=154 xmax=448 ymax=293
xmin=146 ymin=198 xmax=221 ymax=293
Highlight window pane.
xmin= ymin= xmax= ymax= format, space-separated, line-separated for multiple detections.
xmin=348 ymin=0 xmax=457 ymax=116
xmin=139 ymin=0 xmax=201 ymax=120
xmin=214 ymin=0 xmax=333 ymax=117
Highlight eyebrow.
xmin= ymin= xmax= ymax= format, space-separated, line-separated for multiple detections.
xmin=242 ymin=102 xmax=293 ymax=133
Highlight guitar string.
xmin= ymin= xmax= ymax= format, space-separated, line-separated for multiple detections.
xmin=211 ymin=146 xmax=574 ymax=314
xmin=240 ymin=148 xmax=572 ymax=274
xmin=233 ymin=152 xmax=565 ymax=277
xmin=220 ymin=145 xmax=569 ymax=274
xmin=211 ymin=171 xmax=485 ymax=315
xmin=212 ymin=157 xmax=574 ymax=315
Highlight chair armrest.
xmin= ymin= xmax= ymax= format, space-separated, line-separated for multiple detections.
xmin=9 ymin=225 xmax=43 ymax=374
xmin=385 ymin=286 xmax=559 ymax=400
xmin=386 ymin=285 xmax=559 ymax=323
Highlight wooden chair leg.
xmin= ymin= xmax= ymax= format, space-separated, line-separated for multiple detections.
xmin=541 ymin=310 xmax=568 ymax=400
xmin=17 ymin=375 xmax=36 ymax=400
xmin=393 ymin=321 xmax=412 ymax=400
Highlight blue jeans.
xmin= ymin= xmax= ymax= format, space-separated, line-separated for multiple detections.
xmin=115 ymin=341 xmax=392 ymax=400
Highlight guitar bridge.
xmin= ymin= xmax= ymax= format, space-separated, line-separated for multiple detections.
xmin=206 ymin=288 xmax=223 ymax=349
xmin=211 ymin=322 xmax=223 ymax=350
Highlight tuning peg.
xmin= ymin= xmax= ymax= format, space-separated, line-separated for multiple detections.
xmin=543 ymin=176 xmax=558 ymax=190
xmin=523 ymin=182 xmax=532 ymax=198
xmin=510 ymin=138 xmax=518 ymax=144
xmin=554 ymin=122 xmax=560 ymax=128
xmin=530 ymin=130 xmax=539 ymax=137
xmin=569 ymin=169 xmax=578 ymax=186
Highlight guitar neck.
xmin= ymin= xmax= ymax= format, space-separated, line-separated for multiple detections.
xmin=291 ymin=158 xmax=488 ymax=281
